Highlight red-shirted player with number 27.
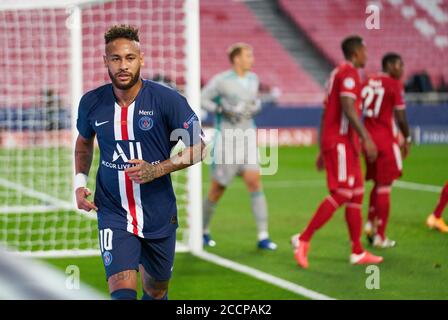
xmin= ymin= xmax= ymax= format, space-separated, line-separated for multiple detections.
xmin=362 ymin=53 xmax=412 ymax=248
xmin=291 ymin=35 xmax=383 ymax=269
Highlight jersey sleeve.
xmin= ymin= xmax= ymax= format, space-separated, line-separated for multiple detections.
xmin=164 ymin=91 xmax=204 ymax=147
xmin=250 ymin=74 xmax=262 ymax=115
xmin=201 ymin=74 xmax=221 ymax=113
xmin=76 ymin=93 xmax=95 ymax=139
xmin=393 ymin=81 xmax=406 ymax=110
xmin=339 ymin=68 xmax=359 ymax=100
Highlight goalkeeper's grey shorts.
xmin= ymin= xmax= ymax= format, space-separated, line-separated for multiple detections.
xmin=210 ymin=142 xmax=260 ymax=187
xmin=212 ymin=162 xmax=260 ymax=186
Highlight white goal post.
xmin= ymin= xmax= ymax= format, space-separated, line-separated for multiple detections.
xmin=0 ymin=0 xmax=202 ymax=256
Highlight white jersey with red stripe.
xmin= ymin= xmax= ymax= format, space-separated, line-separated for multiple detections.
xmin=76 ymin=80 xmax=202 ymax=239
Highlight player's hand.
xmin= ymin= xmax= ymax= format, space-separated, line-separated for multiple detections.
xmin=221 ymin=109 xmax=242 ymax=123
xmin=126 ymin=159 xmax=161 ymax=184
xmin=364 ymin=138 xmax=378 ymax=163
xmin=75 ymin=187 xmax=98 ymax=212
xmin=316 ymin=152 xmax=325 ymax=171
xmin=401 ymin=142 xmax=411 ymax=159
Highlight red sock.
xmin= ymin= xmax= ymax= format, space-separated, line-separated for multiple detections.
xmin=376 ymin=185 xmax=392 ymax=240
xmin=300 ymin=192 xmax=348 ymax=242
xmin=367 ymin=185 xmax=378 ymax=224
xmin=434 ymin=183 xmax=448 ymax=219
xmin=345 ymin=193 xmax=364 ymax=254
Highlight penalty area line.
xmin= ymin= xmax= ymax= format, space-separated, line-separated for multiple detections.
xmin=195 ymin=251 xmax=335 ymax=300
xmin=227 ymin=179 xmax=443 ymax=194
xmin=394 ymin=181 xmax=442 ymax=193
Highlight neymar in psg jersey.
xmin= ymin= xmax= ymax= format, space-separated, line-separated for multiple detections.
xmin=74 ymin=25 xmax=205 ymax=300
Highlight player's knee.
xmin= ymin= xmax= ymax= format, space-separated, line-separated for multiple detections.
xmin=108 ymin=270 xmax=137 ymax=293
xmin=249 ymin=182 xmax=261 ymax=193
xmin=245 ymin=178 xmax=261 ymax=193
xmin=375 ymin=184 xmax=391 ymax=198
xmin=211 ymin=179 xmax=226 ymax=191
xmin=330 ymin=190 xmax=352 ymax=206
xmin=209 ymin=186 xmax=225 ymax=202
xmin=142 ymin=277 xmax=169 ymax=300
xmin=350 ymin=187 xmax=364 ymax=204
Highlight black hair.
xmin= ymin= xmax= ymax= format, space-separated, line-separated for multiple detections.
xmin=382 ymin=52 xmax=402 ymax=71
xmin=104 ymin=24 xmax=139 ymax=44
xmin=341 ymin=35 xmax=364 ymax=59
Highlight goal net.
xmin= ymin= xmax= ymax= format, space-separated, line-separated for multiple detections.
xmin=0 ymin=0 xmax=202 ymax=257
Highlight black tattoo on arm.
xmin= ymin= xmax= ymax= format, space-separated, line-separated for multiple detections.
xmin=152 ymin=140 xmax=206 ymax=179
xmin=75 ymin=135 xmax=95 ymax=175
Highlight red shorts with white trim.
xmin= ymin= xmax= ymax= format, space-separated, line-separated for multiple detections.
xmin=323 ymin=140 xmax=364 ymax=194
xmin=365 ymin=140 xmax=402 ymax=185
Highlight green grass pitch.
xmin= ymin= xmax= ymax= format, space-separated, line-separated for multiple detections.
xmin=37 ymin=145 xmax=448 ymax=299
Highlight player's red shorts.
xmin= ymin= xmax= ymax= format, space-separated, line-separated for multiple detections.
xmin=365 ymin=138 xmax=402 ymax=185
xmin=322 ymin=139 xmax=364 ymax=193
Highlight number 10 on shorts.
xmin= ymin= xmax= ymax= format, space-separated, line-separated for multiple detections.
xmin=99 ymin=228 xmax=113 ymax=253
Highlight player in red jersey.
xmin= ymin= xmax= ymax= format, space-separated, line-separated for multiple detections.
xmin=362 ymin=53 xmax=411 ymax=248
xmin=426 ymin=183 xmax=448 ymax=233
xmin=291 ymin=36 xmax=383 ymax=268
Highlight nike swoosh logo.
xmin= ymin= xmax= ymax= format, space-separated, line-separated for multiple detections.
xmin=95 ymin=120 xmax=109 ymax=127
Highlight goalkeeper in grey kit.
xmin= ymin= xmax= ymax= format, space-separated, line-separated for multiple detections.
xmin=201 ymin=43 xmax=277 ymax=250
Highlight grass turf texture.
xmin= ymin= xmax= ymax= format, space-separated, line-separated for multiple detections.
xmin=199 ymin=145 xmax=448 ymax=299
xmin=6 ymin=145 xmax=448 ymax=299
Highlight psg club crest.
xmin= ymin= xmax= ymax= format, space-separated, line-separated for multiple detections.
xmin=103 ymin=251 xmax=113 ymax=266
xmin=139 ymin=116 xmax=154 ymax=131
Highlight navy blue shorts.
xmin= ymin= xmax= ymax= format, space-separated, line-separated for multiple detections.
xmin=98 ymin=228 xmax=176 ymax=281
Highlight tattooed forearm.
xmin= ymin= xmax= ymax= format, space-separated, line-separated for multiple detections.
xmin=154 ymin=140 xmax=206 ymax=178
xmin=138 ymin=162 xmax=164 ymax=182
xmin=125 ymin=140 xmax=206 ymax=184
xmin=75 ymin=135 xmax=95 ymax=175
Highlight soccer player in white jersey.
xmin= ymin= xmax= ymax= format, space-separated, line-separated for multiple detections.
xmin=201 ymin=43 xmax=277 ymax=250
xmin=75 ymin=25 xmax=205 ymax=300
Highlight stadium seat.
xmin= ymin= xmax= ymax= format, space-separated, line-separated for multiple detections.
xmin=200 ymin=0 xmax=324 ymax=105
xmin=279 ymin=0 xmax=448 ymax=87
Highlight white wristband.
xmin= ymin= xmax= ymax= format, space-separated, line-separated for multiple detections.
xmin=74 ymin=173 xmax=88 ymax=190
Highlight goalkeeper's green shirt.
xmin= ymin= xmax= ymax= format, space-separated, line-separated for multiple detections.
xmin=201 ymin=69 xmax=260 ymax=132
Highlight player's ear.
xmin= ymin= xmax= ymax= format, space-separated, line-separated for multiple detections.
xmin=103 ymin=55 xmax=108 ymax=67
xmin=140 ymin=52 xmax=144 ymax=67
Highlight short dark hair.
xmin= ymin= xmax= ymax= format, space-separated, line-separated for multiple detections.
xmin=227 ymin=42 xmax=252 ymax=63
xmin=341 ymin=35 xmax=364 ymax=59
xmin=382 ymin=52 xmax=402 ymax=71
xmin=104 ymin=24 xmax=139 ymax=44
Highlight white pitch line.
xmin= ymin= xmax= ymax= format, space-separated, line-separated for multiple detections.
xmin=0 ymin=178 xmax=73 ymax=211
xmin=226 ymin=179 xmax=443 ymax=194
xmin=394 ymin=181 xmax=442 ymax=193
xmin=195 ymin=251 xmax=335 ymax=300
xmin=0 ymin=178 xmax=96 ymax=219
xmin=194 ymin=178 xmax=443 ymax=300
xmin=212 ymin=180 xmax=325 ymax=189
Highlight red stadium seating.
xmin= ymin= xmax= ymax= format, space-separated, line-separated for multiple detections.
xmin=1 ymin=0 xmax=325 ymax=108
xmin=200 ymin=0 xmax=324 ymax=105
xmin=279 ymin=0 xmax=448 ymax=87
